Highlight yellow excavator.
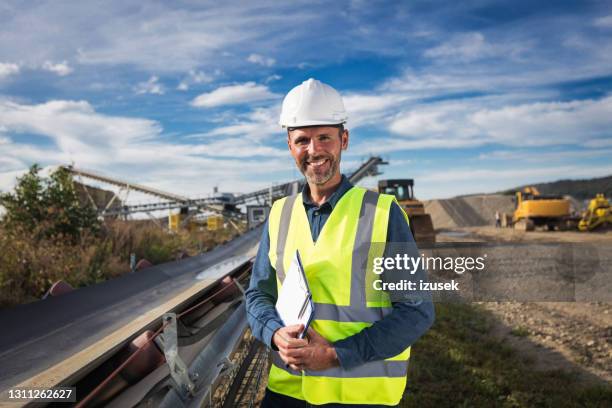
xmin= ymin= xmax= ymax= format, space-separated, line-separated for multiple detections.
xmin=512 ymin=186 xmax=572 ymax=231
xmin=578 ymin=194 xmax=612 ymax=231
xmin=378 ymin=179 xmax=436 ymax=243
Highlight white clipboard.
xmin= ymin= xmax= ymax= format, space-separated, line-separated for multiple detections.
xmin=275 ymin=250 xmax=314 ymax=339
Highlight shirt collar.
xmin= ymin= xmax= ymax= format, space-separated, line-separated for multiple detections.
xmin=302 ymin=174 xmax=353 ymax=209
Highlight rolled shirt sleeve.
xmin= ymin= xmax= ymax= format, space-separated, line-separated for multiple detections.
xmin=245 ymin=219 xmax=285 ymax=349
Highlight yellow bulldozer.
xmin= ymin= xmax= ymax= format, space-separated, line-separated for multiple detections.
xmin=378 ymin=179 xmax=436 ymax=243
xmin=578 ymin=194 xmax=612 ymax=231
xmin=512 ymin=186 xmax=574 ymax=231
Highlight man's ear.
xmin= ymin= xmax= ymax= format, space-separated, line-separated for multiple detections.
xmin=341 ymin=129 xmax=349 ymax=150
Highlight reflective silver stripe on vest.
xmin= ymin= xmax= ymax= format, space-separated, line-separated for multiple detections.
xmin=313 ymin=302 xmax=392 ymax=323
xmin=275 ymin=194 xmax=297 ymax=283
xmin=272 ymin=350 xmax=407 ymax=378
xmin=350 ymin=190 xmax=379 ymax=309
xmin=271 ymin=351 xmax=302 ymax=376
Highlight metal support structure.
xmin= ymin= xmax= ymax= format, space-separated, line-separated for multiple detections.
xmin=63 ymin=156 xmax=387 ymax=219
xmin=75 ymin=173 xmax=99 ymax=211
xmin=159 ymin=313 xmax=196 ymax=399
xmin=159 ymin=303 xmax=249 ymax=408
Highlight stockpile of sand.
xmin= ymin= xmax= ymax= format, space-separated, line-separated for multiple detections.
xmin=425 ymin=194 xmax=515 ymax=229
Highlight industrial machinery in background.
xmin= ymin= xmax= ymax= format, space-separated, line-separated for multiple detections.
xmin=510 ymin=186 xmax=576 ymax=231
xmin=377 ymin=179 xmax=436 ymax=244
xmin=63 ymin=157 xmax=389 ymax=233
xmin=578 ymin=193 xmax=612 ymax=231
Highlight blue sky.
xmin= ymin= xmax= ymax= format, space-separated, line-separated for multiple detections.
xmin=1 ymin=0 xmax=611 ymax=201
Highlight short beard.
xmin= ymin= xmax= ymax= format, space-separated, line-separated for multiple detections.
xmin=300 ymin=150 xmax=341 ymax=186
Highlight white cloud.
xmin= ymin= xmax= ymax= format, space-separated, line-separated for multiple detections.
xmin=385 ymin=101 xmax=486 ymax=149
xmin=0 ymin=62 xmax=20 ymax=79
xmin=583 ymin=138 xmax=612 ymax=148
xmin=420 ymin=164 xmax=612 ymax=186
xmin=317 ymin=89 xmax=611 ymax=160
xmin=343 ymin=93 xmax=408 ymax=128
xmin=0 ymin=2 xmax=317 ymax=73
xmin=191 ymin=82 xmax=278 ymax=108
xmin=177 ymin=69 xmax=216 ymax=91
xmin=42 ymin=60 xmax=73 ymax=76
xmin=247 ymin=53 xmax=275 ymax=67
xmin=369 ymin=95 xmax=612 ymax=152
xmin=478 ymin=148 xmax=612 ymax=162
xmin=206 ymin=107 xmax=280 ymax=141
xmin=424 ymin=32 xmax=528 ymax=63
xmin=0 ymin=100 xmax=160 ymax=163
xmin=265 ymin=74 xmax=282 ymax=83
xmin=410 ymin=164 xmax=612 ymax=199
xmin=190 ymin=138 xmax=286 ymax=158
xmin=0 ymin=99 xmax=296 ymax=197
xmin=425 ymin=32 xmax=489 ymax=61
xmin=390 ymin=110 xmax=448 ymax=136
xmin=350 ymin=134 xmax=486 ymax=156
xmin=594 ymin=15 xmax=612 ymax=28
xmin=135 ymin=76 xmax=164 ymax=95
xmin=470 ymin=96 xmax=612 ymax=146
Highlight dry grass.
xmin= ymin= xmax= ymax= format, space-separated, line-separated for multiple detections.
xmin=0 ymin=219 xmax=244 ymax=308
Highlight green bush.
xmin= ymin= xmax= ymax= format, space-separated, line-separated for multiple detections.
xmin=0 ymin=165 xmax=246 ymax=307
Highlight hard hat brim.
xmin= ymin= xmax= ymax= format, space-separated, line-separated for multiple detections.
xmin=280 ymin=119 xmax=347 ymax=128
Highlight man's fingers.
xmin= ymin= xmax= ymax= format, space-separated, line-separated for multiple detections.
xmin=276 ymin=339 xmax=308 ymax=356
xmin=289 ymin=364 xmax=302 ymax=371
xmin=273 ymin=325 xmax=308 ymax=352
xmin=285 ymin=337 xmax=308 ymax=348
xmin=284 ymin=324 xmax=305 ymax=337
xmin=283 ymin=347 xmax=307 ymax=359
xmin=279 ymin=351 xmax=304 ymax=366
xmin=273 ymin=334 xmax=289 ymax=350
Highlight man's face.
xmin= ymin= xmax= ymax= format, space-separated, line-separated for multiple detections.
xmin=287 ymin=126 xmax=349 ymax=186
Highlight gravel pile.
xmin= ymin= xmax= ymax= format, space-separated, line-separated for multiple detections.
xmin=425 ymin=194 xmax=515 ymax=229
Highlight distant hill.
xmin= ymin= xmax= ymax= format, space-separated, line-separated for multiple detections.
xmin=501 ymin=174 xmax=612 ymax=200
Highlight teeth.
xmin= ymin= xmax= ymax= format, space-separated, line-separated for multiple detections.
xmin=309 ymin=159 xmax=327 ymax=166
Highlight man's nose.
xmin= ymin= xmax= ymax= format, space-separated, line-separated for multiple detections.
xmin=307 ymin=138 xmax=324 ymax=156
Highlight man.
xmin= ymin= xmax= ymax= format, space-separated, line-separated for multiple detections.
xmin=246 ymin=78 xmax=434 ymax=407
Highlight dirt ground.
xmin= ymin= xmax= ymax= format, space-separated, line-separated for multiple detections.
xmin=437 ymin=226 xmax=612 ymax=385
xmin=463 ymin=225 xmax=612 ymax=244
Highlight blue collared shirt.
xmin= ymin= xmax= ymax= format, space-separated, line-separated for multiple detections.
xmin=245 ymin=175 xmax=435 ymax=369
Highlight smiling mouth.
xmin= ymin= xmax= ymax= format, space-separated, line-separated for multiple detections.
xmin=306 ymin=158 xmax=329 ymax=168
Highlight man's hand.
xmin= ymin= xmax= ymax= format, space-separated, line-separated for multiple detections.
xmin=276 ymin=326 xmax=339 ymax=371
xmin=273 ymin=324 xmax=309 ymax=366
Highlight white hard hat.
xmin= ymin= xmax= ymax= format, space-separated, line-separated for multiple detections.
xmin=279 ymin=78 xmax=348 ymax=128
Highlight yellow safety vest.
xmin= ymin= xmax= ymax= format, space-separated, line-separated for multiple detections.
xmin=267 ymin=186 xmax=411 ymax=406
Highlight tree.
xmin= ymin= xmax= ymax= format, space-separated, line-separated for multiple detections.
xmin=0 ymin=165 xmax=100 ymax=241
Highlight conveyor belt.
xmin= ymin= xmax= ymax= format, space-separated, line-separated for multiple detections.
xmin=0 ymin=225 xmax=263 ymax=392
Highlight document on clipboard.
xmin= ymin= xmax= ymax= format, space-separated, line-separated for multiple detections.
xmin=275 ymin=250 xmax=314 ymax=339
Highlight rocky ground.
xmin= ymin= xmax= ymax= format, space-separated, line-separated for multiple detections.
xmin=463 ymin=225 xmax=612 ymax=244
xmin=437 ymin=226 xmax=612 ymax=386
xmin=483 ymin=301 xmax=612 ymax=384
